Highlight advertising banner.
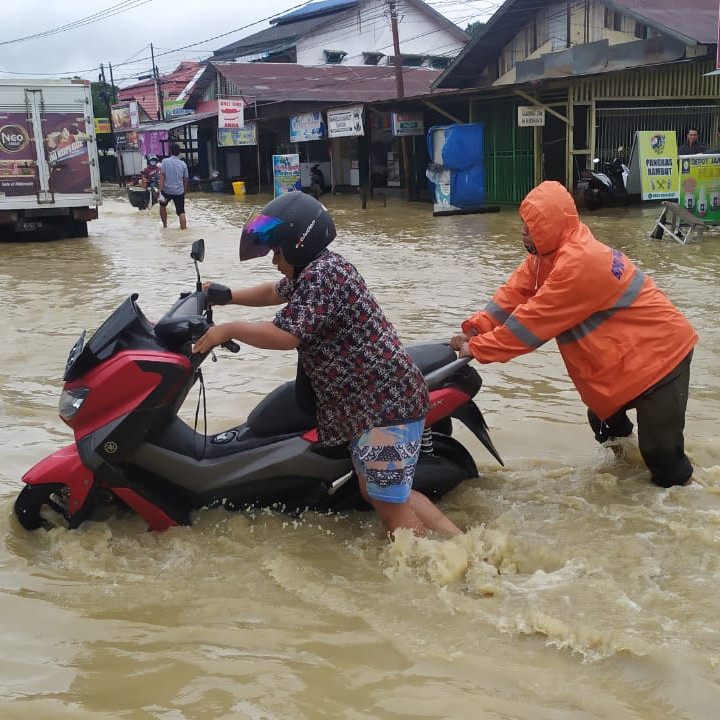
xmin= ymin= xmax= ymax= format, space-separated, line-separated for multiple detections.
xmin=44 ymin=112 xmax=92 ymax=194
xmin=391 ymin=112 xmax=424 ymax=136
xmin=272 ymin=154 xmax=301 ymax=197
xmin=218 ymin=98 xmax=245 ymax=129
xmin=678 ymin=153 xmax=720 ymax=222
xmin=327 ymin=105 xmax=364 ymax=138
xmin=632 ymin=131 xmax=678 ymax=200
xmin=139 ymin=130 xmax=168 ymax=157
xmin=0 ymin=112 xmax=38 ymax=197
xmin=290 ymin=112 xmax=326 ymax=143
xmin=218 ymin=123 xmax=257 ymax=147
xmin=110 ymin=101 xmax=139 ymax=131
xmin=94 ymin=118 xmax=111 ymax=134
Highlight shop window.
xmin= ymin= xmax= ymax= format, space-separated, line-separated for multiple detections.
xmin=324 ymin=50 xmax=347 ymax=64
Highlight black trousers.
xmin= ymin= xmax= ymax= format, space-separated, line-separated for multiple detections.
xmin=587 ymin=350 xmax=693 ymax=487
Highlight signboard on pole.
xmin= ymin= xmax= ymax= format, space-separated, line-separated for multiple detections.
xmin=290 ymin=112 xmax=326 ymax=142
xmin=110 ymin=101 xmax=139 ymax=130
xmin=626 ymin=130 xmax=678 ymax=200
xmin=517 ymin=106 xmax=545 ymax=127
xmin=678 ymin=153 xmax=720 ymax=221
xmin=327 ymin=105 xmax=364 ymax=138
xmin=391 ymin=112 xmax=424 ymax=136
xmin=218 ymin=98 xmax=245 ymax=129
xmin=272 ymin=154 xmax=301 ymax=196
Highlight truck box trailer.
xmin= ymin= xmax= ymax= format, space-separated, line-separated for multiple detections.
xmin=0 ymin=78 xmax=102 ymax=239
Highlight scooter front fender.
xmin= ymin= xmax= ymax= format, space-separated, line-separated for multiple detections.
xmin=22 ymin=444 xmax=95 ymax=520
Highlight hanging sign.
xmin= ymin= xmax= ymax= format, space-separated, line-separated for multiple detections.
xmin=290 ymin=112 xmax=326 ymax=142
xmin=327 ymin=105 xmax=364 ymax=138
xmin=218 ymin=123 xmax=257 ymax=147
xmin=517 ymin=106 xmax=545 ymax=127
xmin=218 ymin=98 xmax=245 ymax=129
xmin=391 ymin=112 xmax=424 ymax=136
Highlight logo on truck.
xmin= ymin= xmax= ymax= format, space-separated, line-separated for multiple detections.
xmin=0 ymin=124 xmax=30 ymax=153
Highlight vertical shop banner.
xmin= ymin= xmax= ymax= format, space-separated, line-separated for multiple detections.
xmin=218 ymin=99 xmax=245 ymax=129
xmin=110 ymin=101 xmax=139 ymax=131
xmin=391 ymin=112 xmax=424 ymax=136
xmin=0 ymin=112 xmax=38 ymax=196
xmin=217 ymin=123 xmax=257 ymax=147
xmin=44 ymin=112 xmax=92 ymax=194
xmin=290 ymin=112 xmax=326 ymax=142
xmin=632 ymin=131 xmax=678 ymax=200
xmin=273 ymin=154 xmax=301 ymax=196
xmin=327 ymin=105 xmax=364 ymax=138
xmin=678 ymin=154 xmax=720 ymax=222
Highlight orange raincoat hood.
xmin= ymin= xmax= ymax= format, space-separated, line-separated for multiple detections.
xmin=519 ymin=181 xmax=579 ymax=255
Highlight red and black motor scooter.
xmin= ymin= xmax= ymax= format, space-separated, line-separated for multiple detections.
xmin=14 ymin=240 xmax=503 ymax=531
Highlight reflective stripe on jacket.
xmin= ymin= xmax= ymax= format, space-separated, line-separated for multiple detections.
xmin=461 ymin=181 xmax=698 ymax=420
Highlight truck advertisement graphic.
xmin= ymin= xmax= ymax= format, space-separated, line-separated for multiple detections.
xmin=43 ymin=112 xmax=92 ymax=195
xmin=0 ymin=113 xmax=38 ymax=197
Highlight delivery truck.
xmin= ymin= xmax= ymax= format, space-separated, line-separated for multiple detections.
xmin=0 ymin=78 xmax=102 ymax=239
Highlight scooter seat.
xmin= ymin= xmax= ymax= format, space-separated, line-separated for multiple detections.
xmin=247 ymin=380 xmax=316 ymax=436
xmin=406 ymin=342 xmax=457 ymax=375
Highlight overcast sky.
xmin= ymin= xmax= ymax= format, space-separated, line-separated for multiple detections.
xmin=0 ymin=0 xmax=493 ymax=87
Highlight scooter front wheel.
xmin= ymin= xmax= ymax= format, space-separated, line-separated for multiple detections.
xmin=14 ymin=483 xmax=70 ymax=530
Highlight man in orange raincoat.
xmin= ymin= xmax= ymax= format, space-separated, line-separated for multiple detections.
xmin=451 ymin=181 xmax=697 ymax=487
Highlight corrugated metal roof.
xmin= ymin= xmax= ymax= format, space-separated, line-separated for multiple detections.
xmin=133 ymin=110 xmax=218 ymax=133
xmin=211 ymin=62 xmax=442 ymax=104
xmin=273 ymin=0 xmax=357 ymax=25
xmin=119 ymin=62 xmax=203 ymax=120
xmin=434 ymin=0 xmax=718 ymax=89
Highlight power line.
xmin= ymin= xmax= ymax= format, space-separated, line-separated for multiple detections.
xmin=0 ymin=0 xmax=153 ymax=46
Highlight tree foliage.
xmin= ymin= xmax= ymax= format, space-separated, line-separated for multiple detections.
xmin=465 ymin=21 xmax=486 ymax=39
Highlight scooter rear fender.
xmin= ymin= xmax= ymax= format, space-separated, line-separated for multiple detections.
xmin=21 ymin=444 xmax=95 ymax=517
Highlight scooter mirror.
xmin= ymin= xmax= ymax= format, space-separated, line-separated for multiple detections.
xmin=190 ymin=239 xmax=205 ymax=263
xmin=593 ymin=158 xmax=600 ymax=165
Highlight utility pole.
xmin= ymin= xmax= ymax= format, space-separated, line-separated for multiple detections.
xmin=150 ymin=43 xmax=163 ymax=120
xmin=389 ymin=0 xmax=412 ymax=200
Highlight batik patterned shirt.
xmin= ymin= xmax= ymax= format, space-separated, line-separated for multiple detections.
xmin=273 ymin=249 xmax=429 ymax=446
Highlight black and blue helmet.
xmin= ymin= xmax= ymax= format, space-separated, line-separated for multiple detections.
xmin=239 ymin=191 xmax=336 ymax=266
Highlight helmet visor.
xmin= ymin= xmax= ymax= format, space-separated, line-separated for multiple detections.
xmin=239 ymin=211 xmax=283 ymax=261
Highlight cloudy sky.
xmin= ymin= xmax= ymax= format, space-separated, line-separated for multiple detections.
xmin=0 ymin=0 xmax=494 ymax=87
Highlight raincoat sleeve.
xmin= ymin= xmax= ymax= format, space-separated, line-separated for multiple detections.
xmin=467 ymin=257 xmax=594 ymax=364
xmin=461 ymin=259 xmax=538 ymax=336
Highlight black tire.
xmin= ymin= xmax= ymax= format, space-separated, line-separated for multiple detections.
xmin=14 ymin=483 xmax=69 ymax=530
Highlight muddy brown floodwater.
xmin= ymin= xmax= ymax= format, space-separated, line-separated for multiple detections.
xmin=1 ymin=186 xmax=719 ymax=719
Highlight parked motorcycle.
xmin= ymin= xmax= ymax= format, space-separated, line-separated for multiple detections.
xmin=575 ymin=151 xmax=630 ymax=211
xmin=14 ymin=239 xmax=502 ymax=532
xmin=310 ymin=163 xmax=326 ymax=199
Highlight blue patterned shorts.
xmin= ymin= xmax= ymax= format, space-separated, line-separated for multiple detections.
xmin=350 ymin=420 xmax=424 ymax=503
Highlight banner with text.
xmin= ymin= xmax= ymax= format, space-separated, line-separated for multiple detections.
xmin=110 ymin=101 xmax=139 ymax=131
xmin=327 ymin=105 xmax=364 ymax=138
xmin=273 ymin=153 xmax=301 ymax=196
xmin=218 ymin=123 xmax=257 ymax=147
xmin=290 ymin=112 xmax=326 ymax=142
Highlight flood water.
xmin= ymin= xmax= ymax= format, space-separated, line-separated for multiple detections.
xmin=1 ymin=186 xmax=719 ymax=719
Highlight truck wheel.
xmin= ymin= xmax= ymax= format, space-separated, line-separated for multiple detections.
xmin=69 ymin=220 xmax=88 ymax=238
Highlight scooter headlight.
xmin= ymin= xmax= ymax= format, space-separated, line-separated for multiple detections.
xmin=59 ymin=387 xmax=90 ymax=422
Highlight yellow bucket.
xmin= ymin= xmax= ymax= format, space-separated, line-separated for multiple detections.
xmin=232 ymin=180 xmax=246 ymax=196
